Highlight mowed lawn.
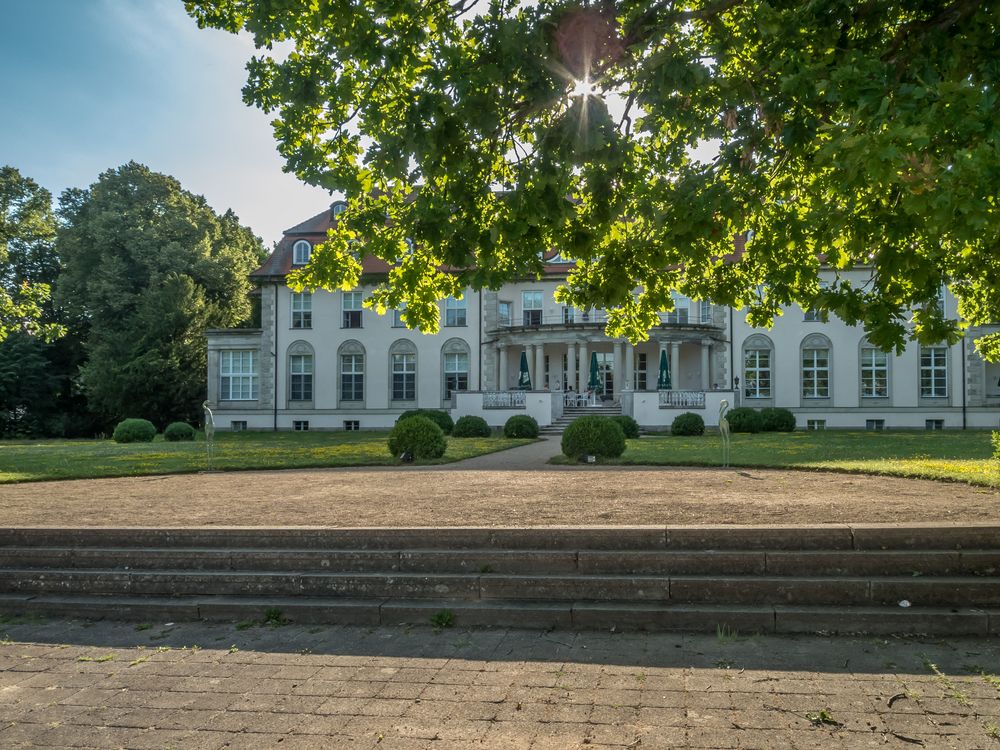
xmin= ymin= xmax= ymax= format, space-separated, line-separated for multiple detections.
xmin=575 ymin=430 xmax=1000 ymax=488
xmin=0 ymin=431 xmax=532 ymax=484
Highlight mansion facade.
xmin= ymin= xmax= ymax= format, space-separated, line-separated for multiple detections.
xmin=205 ymin=205 xmax=1000 ymax=431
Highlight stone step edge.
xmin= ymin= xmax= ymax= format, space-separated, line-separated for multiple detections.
xmin=0 ymin=594 xmax=994 ymax=636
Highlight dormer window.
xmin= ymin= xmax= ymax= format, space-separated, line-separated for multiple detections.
xmin=292 ymin=240 xmax=312 ymax=265
xmin=331 ymin=201 xmax=347 ymax=218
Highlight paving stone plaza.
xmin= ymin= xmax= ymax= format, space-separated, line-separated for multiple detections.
xmin=1 ymin=618 xmax=999 ymax=749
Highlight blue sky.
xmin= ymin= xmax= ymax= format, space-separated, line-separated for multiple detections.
xmin=0 ymin=0 xmax=331 ymax=245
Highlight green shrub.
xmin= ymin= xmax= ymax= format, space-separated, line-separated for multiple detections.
xmin=561 ymin=415 xmax=626 ymax=460
xmin=112 ymin=418 xmax=157 ymax=444
xmin=760 ymin=407 xmax=796 ymax=432
xmin=726 ymin=407 xmax=764 ymax=433
xmin=671 ymin=412 xmax=705 ymax=436
xmin=387 ymin=416 xmax=446 ymax=460
xmin=993 ymin=431 xmax=1000 ymax=461
xmin=452 ymin=415 xmax=492 ymax=438
xmin=611 ymin=415 xmax=640 ymax=439
xmin=163 ymin=421 xmax=196 ymax=442
xmin=504 ymin=414 xmax=539 ymax=438
xmin=396 ymin=409 xmax=454 ymax=435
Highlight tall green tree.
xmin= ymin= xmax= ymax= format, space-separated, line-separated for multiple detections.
xmin=188 ymin=0 xmax=1000 ymax=359
xmin=57 ymin=162 xmax=265 ymax=427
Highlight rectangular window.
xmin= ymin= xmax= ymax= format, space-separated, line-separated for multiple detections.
xmin=340 ymin=354 xmax=364 ymax=402
xmin=230 ymin=420 xmax=247 ymax=432
xmin=699 ymin=300 xmax=712 ymax=324
xmin=392 ymin=353 xmax=416 ymax=401
xmin=743 ymin=349 xmax=771 ymax=399
xmin=866 ymin=419 xmax=885 ymax=431
xmin=920 ymin=346 xmax=948 ymax=397
xmin=806 ymin=419 xmax=825 ymax=430
xmin=290 ymin=354 xmax=313 ymax=401
xmin=860 ymin=347 xmax=888 ymax=398
xmin=635 ymin=352 xmax=647 ymax=391
xmin=292 ymin=420 xmax=309 ymax=431
xmin=498 ymin=301 xmax=512 ymax=327
xmin=444 ymin=352 xmax=469 ymax=398
xmin=344 ymin=420 xmax=360 ymax=431
xmin=291 ymin=292 xmax=312 ymax=329
xmin=445 ymin=296 xmax=467 ymax=327
xmin=802 ymin=348 xmax=830 ymax=398
xmin=392 ymin=307 xmax=406 ymax=328
xmin=522 ymin=291 xmax=543 ymax=326
xmin=220 ymin=350 xmax=258 ymax=401
xmin=666 ymin=294 xmax=689 ymax=324
xmin=925 ymin=419 xmax=944 ymax=430
xmin=342 ymin=291 xmax=363 ymax=328
xmin=562 ymin=306 xmax=575 ymax=324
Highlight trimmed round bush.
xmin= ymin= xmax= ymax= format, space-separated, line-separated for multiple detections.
xmin=112 ymin=418 xmax=157 ymax=444
xmin=726 ymin=407 xmax=764 ymax=433
xmin=671 ymin=412 xmax=705 ymax=436
xmin=504 ymin=414 xmax=539 ymax=439
xmin=561 ymin=415 xmax=626 ymax=460
xmin=611 ymin=415 xmax=640 ymax=439
xmin=396 ymin=409 xmax=453 ymax=435
xmin=387 ymin=416 xmax=447 ymax=460
xmin=163 ymin=421 xmax=196 ymax=442
xmin=452 ymin=415 xmax=491 ymax=438
xmin=760 ymin=407 xmax=796 ymax=432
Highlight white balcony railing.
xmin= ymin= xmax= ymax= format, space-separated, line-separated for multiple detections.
xmin=497 ymin=305 xmax=714 ymax=328
xmin=658 ymin=390 xmax=707 ymax=409
xmin=483 ymin=391 xmax=526 ymax=409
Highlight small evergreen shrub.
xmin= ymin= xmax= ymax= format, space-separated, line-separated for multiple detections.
xmin=387 ymin=416 xmax=446 ymax=460
xmin=396 ymin=409 xmax=454 ymax=435
xmin=163 ymin=421 xmax=196 ymax=442
xmin=561 ymin=415 xmax=626 ymax=460
xmin=112 ymin=418 xmax=157 ymax=444
xmin=611 ymin=414 xmax=640 ymax=439
xmin=504 ymin=414 xmax=539 ymax=439
xmin=726 ymin=407 xmax=764 ymax=433
xmin=452 ymin=415 xmax=491 ymax=438
xmin=760 ymin=407 xmax=796 ymax=432
xmin=671 ymin=412 xmax=705 ymax=436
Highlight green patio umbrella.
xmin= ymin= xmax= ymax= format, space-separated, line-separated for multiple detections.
xmin=517 ymin=351 xmax=532 ymax=390
xmin=656 ymin=349 xmax=672 ymax=390
xmin=588 ymin=351 xmax=601 ymax=391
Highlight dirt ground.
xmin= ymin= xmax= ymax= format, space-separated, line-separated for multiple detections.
xmin=0 ymin=463 xmax=997 ymax=526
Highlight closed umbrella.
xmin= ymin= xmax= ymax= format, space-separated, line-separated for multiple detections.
xmin=657 ymin=349 xmax=672 ymax=390
xmin=588 ymin=351 xmax=601 ymax=391
xmin=517 ymin=351 xmax=532 ymax=390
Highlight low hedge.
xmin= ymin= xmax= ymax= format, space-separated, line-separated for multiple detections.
xmin=611 ymin=415 xmax=640 ymax=439
xmin=163 ymin=421 xmax=196 ymax=442
xmin=671 ymin=412 xmax=705 ymax=436
xmin=760 ymin=407 xmax=796 ymax=432
xmin=561 ymin=415 xmax=626 ymax=460
xmin=452 ymin=415 xmax=491 ymax=438
xmin=112 ymin=418 xmax=157 ymax=444
xmin=726 ymin=407 xmax=764 ymax=433
xmin=387 ymin=416 xmax=447 ymax=460
xmin=396 ymin=409 xmax=454 ymax=435
xmin=504 ymin=414 xmax=539 ymax=439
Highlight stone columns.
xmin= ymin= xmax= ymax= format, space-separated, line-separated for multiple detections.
xmin=612 ymin=341 xmax=623 ymax=397
xmin=670 ymin=342 xmax=681 ymax=390
xmin=700 ymin=339 xmax=711 ymax=390
xmin=578 ymin=340 xmax=589 ymax=392
xmin=535 ymin=343 xmax=546 ymax=390
xmin=567 ymin=342 xmax=577 ymax=394
xmin=624 ymin=343 xmax=634 ymax=390
xmin=498 ymin=345 xmax=508 ymax=390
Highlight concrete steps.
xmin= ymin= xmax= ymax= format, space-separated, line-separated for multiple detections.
xmin=0 ymin=525 xmax=997 ymax=635
xmin=541 ymin=403 xmax=623 ymax=435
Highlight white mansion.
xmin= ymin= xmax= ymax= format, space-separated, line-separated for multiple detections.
xmin=206 ymin=204 xmax=1000 ymax=431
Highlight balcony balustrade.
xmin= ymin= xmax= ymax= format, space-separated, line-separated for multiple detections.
xmin=658 ymin=390 xmax=707 ymax=409
xmin=482 ymin=391 xmax=527 ymax=409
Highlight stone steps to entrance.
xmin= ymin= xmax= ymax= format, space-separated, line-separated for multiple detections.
xmin=0 ymin=525 xmax=996 ymax=635
xmin=541 ymin=404 xmax=623 ymax=434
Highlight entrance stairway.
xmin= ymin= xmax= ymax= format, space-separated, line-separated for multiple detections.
xmin=0 ymin=525 xmax=996 ymax=635
xmin=540 ymin=401 xmax=622 ymax=435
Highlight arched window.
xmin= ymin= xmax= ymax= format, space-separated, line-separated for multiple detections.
xmin=441 ymin=339 xmax=471 ymax=400
xmin=331 ymin=201 xmax=347 ymax=217
xmin=801 ymin=333 xmax=832 ymax=399
xmin=859 ymin=337 xmax=889 ymax=399
xmin=338 ymin=340 xmax=365 ymax=404
xmin=287 ymin=340 xmax=315 ymax=403
xmin=292 ymin=240 xmax=311 ymax=265
xmin=742 ymin=334 xmax=773 ymax=400
xmin=389 ymin=339 xmax=417 ymax=402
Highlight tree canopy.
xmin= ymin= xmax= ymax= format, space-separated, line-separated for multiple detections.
xmin=57 ymin=162 xmax=265 ymax=427
xmin=188 ymin=0 xmax=1000 ymax=359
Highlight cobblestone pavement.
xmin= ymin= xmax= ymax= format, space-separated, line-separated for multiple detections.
xmin=1 ymin=617 xmax=998 ymax=749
